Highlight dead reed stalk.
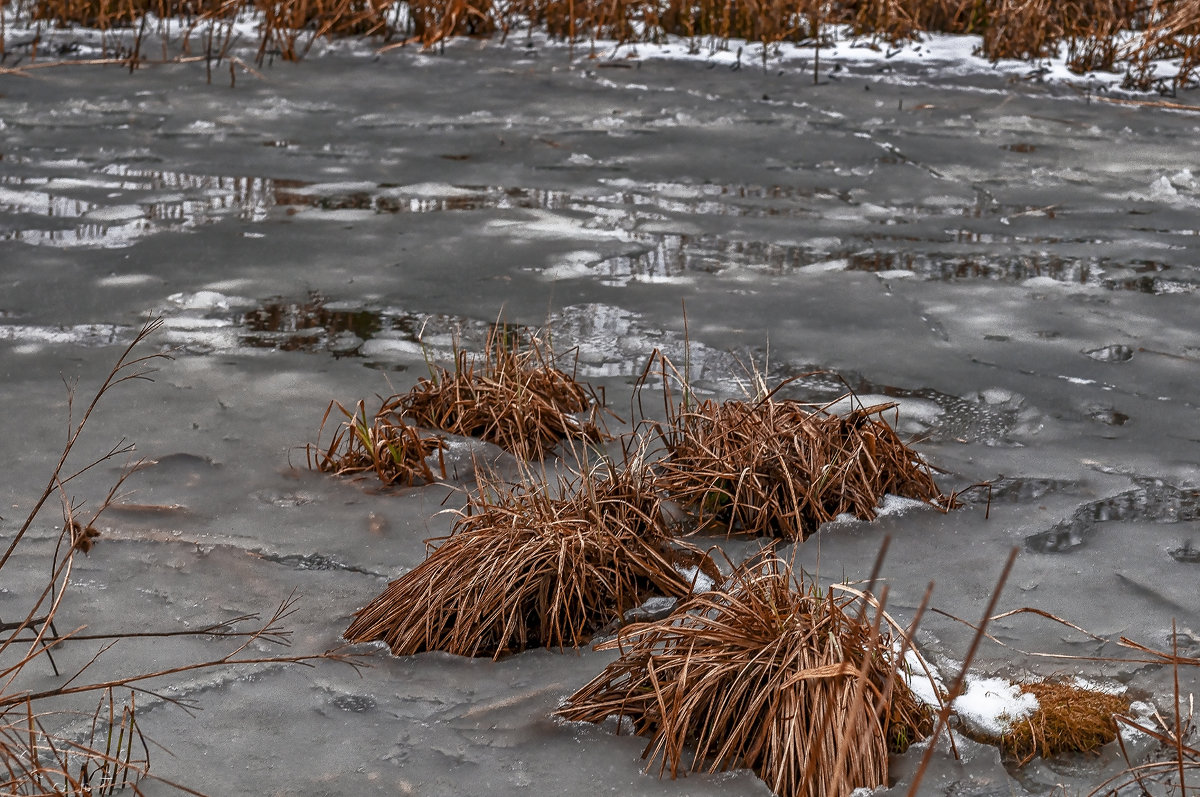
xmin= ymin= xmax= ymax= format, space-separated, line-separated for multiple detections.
xmin=556 ymin=551 xmax=933 ymax=797
xmin=344 ymin=457 xmax=716 ymax=659
xmin=646 ymin=354 xmax=952 ymax=539
xmin=398 ymin=325 xmax=609 ymax=460
xmin=307 ymin=397 xmax=447 ymax=487
xmin=0 ymin=317 xmax=360 ymax=795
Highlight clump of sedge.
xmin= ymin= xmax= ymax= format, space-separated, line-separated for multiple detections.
xmin=557 ymin=552 xmax=933 ymax=797
xmin=398 ymin=325 xmax=608 ymax=460
xmin=307 ymin=398 xmax=446 ymax=487
xmin=344 ymin=458 xmax=715 ymax=659
xmin=646 ymin=353 xmax=952 ymax=539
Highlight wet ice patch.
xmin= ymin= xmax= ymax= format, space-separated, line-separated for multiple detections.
xmin=97 ymin=273 xmax=157 ymax=287
xmin=1083 ymin=344 xmax=1134 ymax=363
xmin=541 ymin=250 xmax=603 ymax=280
xmin=84 ymin=204 xmax=146 ymax=222
xmin=547 ymin=302 xmax=747 ymax=380
xmin=1026 ymin=477 xmax=1200 ymax=553
xmin=0 ymin=323 xmax=134 ymax=347
xmin=358 ymin=335 xmax=426 ymax=358
xmin=673 ymin=564 xmax=716 ymax=593
xmin=168 ymin=290 xmax=251 ymax=311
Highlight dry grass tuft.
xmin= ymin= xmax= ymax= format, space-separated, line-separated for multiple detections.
xmin=307 ymin=398 xmax=447 ymax=487
xmin=556 ymin=552 xmax=932 ymax=797
xmin=344 ymin=458 xmax=715 ymax=659
xmin=992 ymin=679 xmax=1133 ymax=764
xmin=646 ymin=357 xmax=952 ymax=539
xmin=398 ymin=325 xmax=609 ymax=460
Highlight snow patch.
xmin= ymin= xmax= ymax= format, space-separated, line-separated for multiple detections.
xmin=952 ymin=676 xmax=1039 ymax=738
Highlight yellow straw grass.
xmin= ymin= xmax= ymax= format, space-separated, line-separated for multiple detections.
xmin=985 ymin=679 xmax=1133 ymax=765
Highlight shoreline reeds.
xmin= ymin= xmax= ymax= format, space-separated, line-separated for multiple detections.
xmin=6 ymin=0 xmax=1199 ymax=93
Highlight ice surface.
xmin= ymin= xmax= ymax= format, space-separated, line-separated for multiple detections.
xmin=673 ymin=563 xmax=716 ymax=593
xmin=1 ymin=29 xmax=1198 ymax=797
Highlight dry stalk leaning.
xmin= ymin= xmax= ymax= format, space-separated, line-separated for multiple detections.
xmin=398 ymin=325 xmax=609 ymax=460
xmin=344 ymin=458 xmax=717 ymax=659
xmin=0 ymin=317 xmax=360 ymax=795
xmin=307 ymin=397 xmax=447 ymax=487
xmin=556 ymin=551 xmax=934 ymax=797
xmin=648 ymin=360 xmax=952 ymax=539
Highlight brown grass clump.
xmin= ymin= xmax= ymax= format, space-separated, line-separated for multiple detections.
xmin=648 ymin=361 xmax=951 ymax=539
xmin=556 ymin=552 xmax=933 ymax=797
xmin=344 ymin=459 xmax=716 ymax=659
xmin=307 ymin=398 xmax=447 ymax=487
xmin=992 ymin=679 xmax=1133 ymax=764
xmin=398 ymin=325 xmax=609 ymax=460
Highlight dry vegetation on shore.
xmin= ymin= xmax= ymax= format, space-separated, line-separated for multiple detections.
xmin=4 ymin=0 xmax=1198 ymax=91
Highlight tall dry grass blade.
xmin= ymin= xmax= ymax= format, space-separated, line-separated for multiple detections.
xmin=905 ymin=545 xmax=1019 ymax=796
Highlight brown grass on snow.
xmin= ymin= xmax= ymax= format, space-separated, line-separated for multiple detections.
xmin=398 ymin=325 xmax=609 ymax=460
xmin=344 ymin=458 xmax=717 ymax=659
xmin=646 ymin=355 xmax=952 ymax=539
xmin=556 ymin=551 xmax=933 ymax=797
xmin=985 ymin=679 xmax=1133 ymax=765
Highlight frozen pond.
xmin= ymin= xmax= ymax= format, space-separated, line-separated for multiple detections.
xmin=1 ymin=33 xmax=1199 ymax=796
